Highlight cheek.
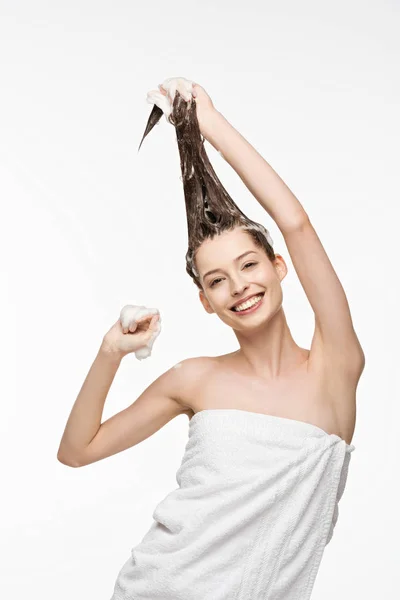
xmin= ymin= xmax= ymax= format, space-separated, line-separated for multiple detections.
xmin=268 ymin=282 xmax=283 ymax=308
xmin=262 ymin=265 xmax=277 ymax=281
xmin=263 ymin=268 xmax=280 ymax=289
xmin=211 ymin=289 xmax=228 ymax=306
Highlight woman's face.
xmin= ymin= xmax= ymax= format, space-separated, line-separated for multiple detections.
xmin=196 ymin=228 xmax=287 ymax=329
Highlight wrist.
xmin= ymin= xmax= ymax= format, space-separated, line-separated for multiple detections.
xmin=198 ymin=108 xmax=221 ymax=140
xmin=99 ymin=341 xmax=125 ymax=363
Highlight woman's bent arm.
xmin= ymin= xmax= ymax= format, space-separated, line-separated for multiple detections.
xmin=57 ymin=350 xmax=191 ymax=468
xmin=57 ymin=345 xmax=123 ymax=466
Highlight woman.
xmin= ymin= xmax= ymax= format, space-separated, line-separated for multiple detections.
xmin=57 ymin=78 xmax=365 ymax=599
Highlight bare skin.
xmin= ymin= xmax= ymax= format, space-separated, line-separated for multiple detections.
xmin=58 ymin=83 xmax=363 ymax=468
xmin=174 ymin=337 xmax=358 ymax=446
xmin=168 ymin=223 xmax=361 ymax=447
xmin=162 ymin=86 xmax=364 ymax=447
xmin=58 ymin=231 xmax=360 ymax=467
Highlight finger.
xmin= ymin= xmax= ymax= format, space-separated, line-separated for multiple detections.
xmin=147 ymin=315 xmax=158 ymax=330
xmin=138 ymin=315 xmax=151 ymax=324
xmin=167 ymin=79 xmax=178 ymax=102
xmin=129 ymin=321 xmax=138 ymax=333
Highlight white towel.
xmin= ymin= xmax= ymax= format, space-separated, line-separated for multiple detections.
xmin=110 ymin=409 xmax=355 ymax=600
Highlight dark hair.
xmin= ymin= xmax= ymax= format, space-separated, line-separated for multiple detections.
xmin=138 ymin=90 xmax=276 ymax=290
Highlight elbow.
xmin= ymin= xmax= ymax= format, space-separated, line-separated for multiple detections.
xmin=57 ymin=451 xmax=83 ymax=468
xmin=279 ymin=211 xmax=311 ymax=236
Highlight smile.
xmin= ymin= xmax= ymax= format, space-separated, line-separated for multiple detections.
xmin=230 ymin=292 xmax=265 ymax=315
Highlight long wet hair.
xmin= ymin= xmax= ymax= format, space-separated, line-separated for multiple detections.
xmin=138 ymin=90 xmax=276 ymax=291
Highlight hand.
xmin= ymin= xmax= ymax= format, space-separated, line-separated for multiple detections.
xmin=156 ymin=77 xmax=217 ymax=130
xmin=191 ymin=82 xmax=215 ymax=113
xmin=101 ymin=306 xmax=161 ymax=360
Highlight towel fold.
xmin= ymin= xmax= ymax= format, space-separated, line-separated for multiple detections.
xmin=110 ymin=408 xmax=355 ymax=600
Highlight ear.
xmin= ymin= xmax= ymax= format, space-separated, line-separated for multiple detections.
xmin=273 ymin=254 xmax=288 ymax=282
xmin=199 ymin=290 xmax=215 ymax=314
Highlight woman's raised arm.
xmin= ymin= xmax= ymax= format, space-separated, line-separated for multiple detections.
xmin=196 ymin=99 xmax=364 ymax=375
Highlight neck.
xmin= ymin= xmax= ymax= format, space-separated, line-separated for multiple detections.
xmin=231 ymin=307 xmax=308 ymax=380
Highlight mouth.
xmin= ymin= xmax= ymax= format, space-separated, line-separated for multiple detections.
xmin=230 ymin=292 xmax=265 ymax=314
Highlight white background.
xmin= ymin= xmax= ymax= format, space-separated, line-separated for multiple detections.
xmin=1 ymin=1 xmax=399 ymax=598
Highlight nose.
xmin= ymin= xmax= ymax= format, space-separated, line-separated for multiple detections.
xmin=231 ymin=281 xmax=250 ymax=299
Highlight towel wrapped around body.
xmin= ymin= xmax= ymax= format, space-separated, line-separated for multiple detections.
xmin=110 ymin=408 xmax=355 ymax=600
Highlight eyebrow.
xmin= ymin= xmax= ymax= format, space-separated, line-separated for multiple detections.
xmin=202 ymin=250 xmax=258 ymax=281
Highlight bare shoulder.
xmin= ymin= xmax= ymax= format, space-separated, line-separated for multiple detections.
xmin=168 ymin=356 xmax=217 ymax=413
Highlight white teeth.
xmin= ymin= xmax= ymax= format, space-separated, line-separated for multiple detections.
xmin=232 ymin=294 xmax=263 ymax=312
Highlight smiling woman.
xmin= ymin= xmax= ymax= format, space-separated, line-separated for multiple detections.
xmin=193 ymin=225 xmax=289 ymax=331
xmin=103 ymin=77 xmax=365 ymax=600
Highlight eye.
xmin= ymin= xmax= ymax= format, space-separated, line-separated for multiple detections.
xmin=209 ymin=262 xmax=258 ymax=288
xmin=210 ymin=277 xmax=223 ymax=288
